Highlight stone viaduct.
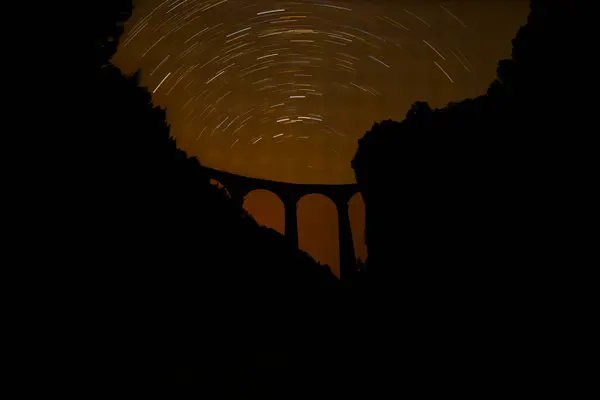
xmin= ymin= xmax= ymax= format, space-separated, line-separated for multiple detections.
xmin=197 ymin=165 xmax=361 ymax=279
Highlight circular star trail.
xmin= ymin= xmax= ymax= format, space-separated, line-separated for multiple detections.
xmin=114 ymin=0 xmax=529 ymax=184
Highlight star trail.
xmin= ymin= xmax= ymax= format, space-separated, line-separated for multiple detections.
xmin=114 ymin=0 xmax=529 ymax=184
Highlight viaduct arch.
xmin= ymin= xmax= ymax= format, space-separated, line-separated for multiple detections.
xmin=198 ymin=165 xmax=360 ymax=280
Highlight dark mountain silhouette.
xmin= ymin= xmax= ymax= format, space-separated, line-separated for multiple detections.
xmin=349 ymin=0 xmax=591 ymax=395
xmin=353 ymin=0 xmax=589 ymax=291
xmin=64 ymin=0 xmax=346 ymax=396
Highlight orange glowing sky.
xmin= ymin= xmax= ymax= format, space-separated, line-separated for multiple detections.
xmin=113 ymin=0 xmax=529 ymax=274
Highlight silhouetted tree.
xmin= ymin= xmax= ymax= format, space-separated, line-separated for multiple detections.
xmin=94 ymin=0 xmax=133 ymax=66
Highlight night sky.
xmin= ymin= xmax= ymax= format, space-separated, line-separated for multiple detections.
xmin=113 ymin=0 xmax=530 ymax=275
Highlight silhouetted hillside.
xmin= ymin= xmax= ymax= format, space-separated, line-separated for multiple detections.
xmin=352 ymin=0 xmax=589 ymax=290
xmin=74 ymin=0 xmax=344 ymax=395
xmin=349 ymin=1 xmax=591 ymax=395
